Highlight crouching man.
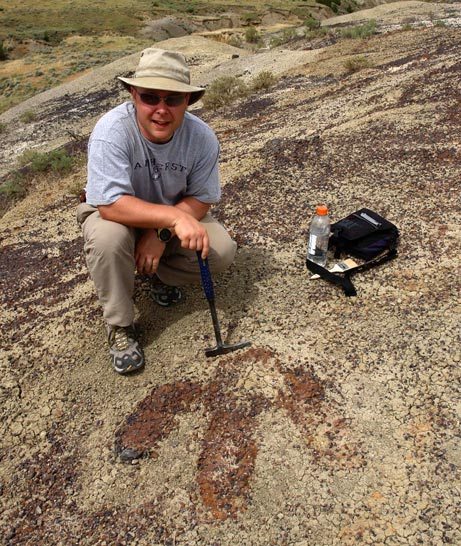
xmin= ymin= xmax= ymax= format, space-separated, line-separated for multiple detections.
xmin=77 ymin=48 xmax=236 ymax=374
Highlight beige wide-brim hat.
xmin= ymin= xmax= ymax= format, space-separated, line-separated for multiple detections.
xmin=118 ymin=48 xmax=205 ymax=105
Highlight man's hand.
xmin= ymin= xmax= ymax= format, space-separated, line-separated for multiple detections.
xmin=173 ymin=214 xmax=209 ymax=258
xmin=98 ymin=195 xmax=210 ymax=258
xmin=135 ymin=229 xmax=165 ymax=275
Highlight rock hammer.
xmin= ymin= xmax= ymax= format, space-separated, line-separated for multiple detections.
xmin=196 ymin=251 xmax=251 ymax=357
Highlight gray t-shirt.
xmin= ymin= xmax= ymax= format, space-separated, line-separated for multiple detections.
xmin=85 ymin=102 xmax=221 ymax=206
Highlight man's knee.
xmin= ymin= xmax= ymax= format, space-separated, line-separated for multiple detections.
xmin=208 ymin=237 xmax=237 ymax=273
xmin=84 ymin=216 xmax=135 ymax=258
xmin=202 ymin=215 xmax=237 ymax=273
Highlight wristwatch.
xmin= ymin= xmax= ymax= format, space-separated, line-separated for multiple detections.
xmin=157 ymin=227 xmax=173 ymax=243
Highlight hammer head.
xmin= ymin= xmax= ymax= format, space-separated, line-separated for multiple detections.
xmin=205 ymin=340 xmax=251 ymax=358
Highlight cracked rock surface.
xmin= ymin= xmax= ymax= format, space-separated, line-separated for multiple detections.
xmin=1 ymin=2 xmax=460 ymax=545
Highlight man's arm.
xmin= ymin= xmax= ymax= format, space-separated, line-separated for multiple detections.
xmin=175 ymin=196 xmax=210 ymax=220
xmin=99 ymin=194 xmax=178 ymax=227
xmin=98 ymin=195 xmax=209 ymax=256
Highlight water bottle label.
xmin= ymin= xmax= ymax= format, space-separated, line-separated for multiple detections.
xmin=308 ymin=234 xmax=318 ymax=255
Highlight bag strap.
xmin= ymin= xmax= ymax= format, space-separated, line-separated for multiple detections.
xmin=305 ymin=248 xmax=398 ymax=297
xmin=350 ymin=247 xmax=398 ymax=274
xmin=305 ymin=259 xmax=357 ymax=296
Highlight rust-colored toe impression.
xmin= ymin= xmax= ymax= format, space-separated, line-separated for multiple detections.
xmin=277 ymin=367 xmax=366 ymax=470
xmin=115 ymin=348 xmax=366 ymax=520
xmin=197 ymin=398 xmax=262 ymax=520
xmin=115 ymin=381 xmax=203 ymax=456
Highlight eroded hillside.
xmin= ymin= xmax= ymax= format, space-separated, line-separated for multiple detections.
xmin=1 ymin=3 xmax=460 ymax=545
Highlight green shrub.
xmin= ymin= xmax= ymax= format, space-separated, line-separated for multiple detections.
xmin=269 ymin=36 xmax=283 ymax=48
xmin=304 ymin=17 xmax=320 ymax=31
xmin=250 ymin=70 xmax=278 ymax=91
xmin=19 ymin=149 xmax=75 ymax=174
xmin=245 ymin=26 xmax=260 ymax=44
xmin=49 ymin=149 xmax=75 ymax=172
xmin=0 ymin=122 xmax=6 ymax=134
xmin=343 ymin=55 xmax=372 ymax=73
xmin=0 ymin=173 xmax=27 ymax=199
xmin=202 ymin=76 xmax=249 ymax=110
xmin=304 ymin=27 xmax=329 ymax=40
xmin=341 ymin=19 xmax=377 ymax=39
xmin=19 ymin=110 xmax=37 ymax=123
xmin=202 ymin=71 xmax=279 ymax=110
xmin=281 ymin=28 xmax=297 ymax=42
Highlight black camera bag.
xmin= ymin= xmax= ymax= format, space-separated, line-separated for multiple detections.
xmin=329 ymin=208 xmax=399 ymax=260
xmin=305 ymin=208 xmax=399 ymax=296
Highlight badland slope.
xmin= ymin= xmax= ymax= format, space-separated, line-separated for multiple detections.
xmin=1 ymin=2 xmax=460 ymax=544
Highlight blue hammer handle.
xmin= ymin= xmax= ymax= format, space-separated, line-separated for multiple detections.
xmin=196 ymin=252 xmax=215 ymax=301
xmin=197 ymin=252 xmax=224 ymax=346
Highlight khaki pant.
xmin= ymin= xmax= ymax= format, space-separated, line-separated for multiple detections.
xmin=77 ymin=203 xmax=237 ymax=327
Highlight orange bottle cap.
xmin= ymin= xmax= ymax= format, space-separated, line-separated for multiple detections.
xmin=316 ymin=205 xmax=328 ymax=215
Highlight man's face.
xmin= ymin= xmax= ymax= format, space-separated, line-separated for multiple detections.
xmin=130 ymin=87 xmax=190 ymax=143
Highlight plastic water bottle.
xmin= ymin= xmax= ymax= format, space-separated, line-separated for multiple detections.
xmin=307 ymin=204 xmax=330 ymax=267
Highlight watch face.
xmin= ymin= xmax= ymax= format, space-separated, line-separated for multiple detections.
xmin=158 ymin=228 xmax=172 ymax=242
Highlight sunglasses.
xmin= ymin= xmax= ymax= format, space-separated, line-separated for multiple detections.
xmin=135 ymin=90 xmax=187 ymax=107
